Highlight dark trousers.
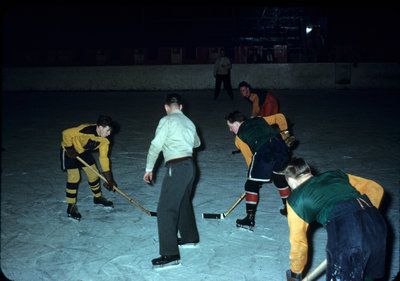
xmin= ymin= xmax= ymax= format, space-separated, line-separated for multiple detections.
xmin=248 ymin=137 xmax=289 ymax=182
xmin=214 ymin=74 xmax=233 ymax=99
xmin=244 ymin=137 xmax=290 ymax=213
xmin=157 ymin=159 xmax=199 ymax=256
xmin=326 ymin=194 xmax=387 ymax=281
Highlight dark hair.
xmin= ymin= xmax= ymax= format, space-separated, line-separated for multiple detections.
xmin=238 ymin=81 xmax=250 ymax=89
xmin=224 ymin=111 xmax=248 ymax=123
xmin=97 ymin=115 xmax=113 ymax=128
xmin=165 ymin=93 xmax=182 ymax=106
xmin=280 ymin=158 xmax=311 ymax=179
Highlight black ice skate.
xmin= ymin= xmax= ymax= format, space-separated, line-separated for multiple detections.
xmin=236 ymin=213 xmax=255 ymax=231
xmin=67 ymin=204 xmax=82 ymax=221
xmin=280 ymin=205 xmax=288 ymax=216
xmin=152 ymin=255 xmax=181 ymax=269
xmin=93 ymin=195 xmax=114 ymax=207
xmin=280 ymin=198 xmax=288 ymax=216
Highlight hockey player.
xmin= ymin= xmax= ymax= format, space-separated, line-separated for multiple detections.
xmin=282 ymin=158 xmax=387 ymax=281
xmin=144 ymin=93 xmax=201 ymax=268
xmin=225 ymin=111 xmax=293 ymax=230
xmin=60 ymin=115 xmax=117 ymax=221
xmin=238 ymin=81 xmax=279 ymax=117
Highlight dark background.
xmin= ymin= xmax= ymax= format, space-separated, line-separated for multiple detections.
xmin=2 ymin=4 xmax=399 ymax=66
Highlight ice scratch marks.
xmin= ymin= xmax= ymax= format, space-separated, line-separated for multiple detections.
xmin=260 ymin=234 xmax=275 ymax=241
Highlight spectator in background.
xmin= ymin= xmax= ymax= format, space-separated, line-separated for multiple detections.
xmin=213 ymin=48 xmax=233 ymax=100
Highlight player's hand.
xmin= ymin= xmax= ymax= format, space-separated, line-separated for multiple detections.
xmin=103 ymin=171 xmax=116 ymax=192
xmin=143 ymin=172 xmax=153 ymax=184
xmin=65 ymin=146 xmax=79 ymax=159
xmin=286 ymin=270 xmax=302 ymax=281
xmin=285 ymin=135 xmax=296 ymax=148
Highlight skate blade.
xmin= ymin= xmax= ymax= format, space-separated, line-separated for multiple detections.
xmin=152 ymin=260 xmax=181 ymax=270
xmin=236 ymin=224 xmax=254 ymax=232
xmin=67 ymin=215 xmax=81 ymax=222
xmin=179 ymin=243 xmax=198 ymax=249
xmin=94 ymin=204 xmax=114 ymax=208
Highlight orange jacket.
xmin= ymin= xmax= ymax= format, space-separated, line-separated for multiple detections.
xmin=249 ymin=92 xmax=279 ymax=117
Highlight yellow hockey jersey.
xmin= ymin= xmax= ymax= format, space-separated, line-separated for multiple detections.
xmin=61 ymin=124 xmax=111 ymax=172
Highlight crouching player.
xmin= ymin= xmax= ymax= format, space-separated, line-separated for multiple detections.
xmin=60 ymin=115 xmax=117 ymax=221
xmin=282 ymin=158 xmax=387 ymax=281
xmin=225 ymin=111 xmax=294 ymax=231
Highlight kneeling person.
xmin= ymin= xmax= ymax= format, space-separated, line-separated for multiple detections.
xmin=238 ymin=81 xmax=279 ymax=117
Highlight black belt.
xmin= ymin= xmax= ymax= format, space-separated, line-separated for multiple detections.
xmin=165 ymin=156 xmax=192 ymax=166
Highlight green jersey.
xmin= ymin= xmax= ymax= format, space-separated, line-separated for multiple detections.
xmin=288 ymin=170 xmax=361 ymax=226
xmin=236 ymin=117 xmax=280 ymax=154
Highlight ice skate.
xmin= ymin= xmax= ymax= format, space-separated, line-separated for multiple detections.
xmin=280 ymin=198 xmax=288 ymax=216
xmin=280 ymin=205 xmax=288 ymax=216
xmin=67 ymin=204 xmax=81 ymax=221
xmin=152 ymin=255 xmax=181 ymax=269
xmin=236 ymin=213 xmax=255 ymax=231
xmin=93 ymin=195 xmax=114 ymax=207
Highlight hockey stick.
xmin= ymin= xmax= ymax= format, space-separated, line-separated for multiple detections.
xmin=303 ymin=259 xmax=327 ymax=281
xmin=71 ymin=153 xmax=157 ymax=216
xmin=232 ymin=149 xmax=241 ymax=154
xmin=202 ymin=192 xmax=246 ymax=219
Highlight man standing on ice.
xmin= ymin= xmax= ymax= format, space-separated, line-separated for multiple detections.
xmin=213 ymin=48 xmax=234 ymax=100
xmin=144 ymin=93 xmax=201 ymax=268
xmin=60 ymin=115 xmax=117 ymax=221
xmin=281 ymin=158 xmax=387 ymax=281
xmin=225 ymin=111 xmax=292 ymax=230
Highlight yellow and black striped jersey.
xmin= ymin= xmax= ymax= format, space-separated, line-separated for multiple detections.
xmin=61 ymin=124 xmax=111 ymax=172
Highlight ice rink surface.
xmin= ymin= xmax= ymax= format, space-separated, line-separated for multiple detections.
xmin=1 ymin=89 xmax=399 ymax=281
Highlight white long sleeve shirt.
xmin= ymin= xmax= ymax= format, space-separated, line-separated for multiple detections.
xmin=145 ymin=110 xmax=201 ymax=172
xmin=214 ymin=56 xmax=232 ymax=76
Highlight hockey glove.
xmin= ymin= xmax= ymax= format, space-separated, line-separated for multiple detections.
xmin=286 ymin=270 xmax=302 ymax=281
xmin=103 ymin=171 xmax=117 ymax=192
xmin=65 ymin=146 xmax=79 ymax=159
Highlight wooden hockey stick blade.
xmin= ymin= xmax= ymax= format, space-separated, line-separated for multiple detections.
xmin=202 ymin=213 xmax=224 ymax=219
xmin=202 ymin=192 xmax=246 ymax=220
xmin=150 ymin=211 xmax=157 ymax=216
xmin=303 ymin=259 xmax=327 ymax=281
